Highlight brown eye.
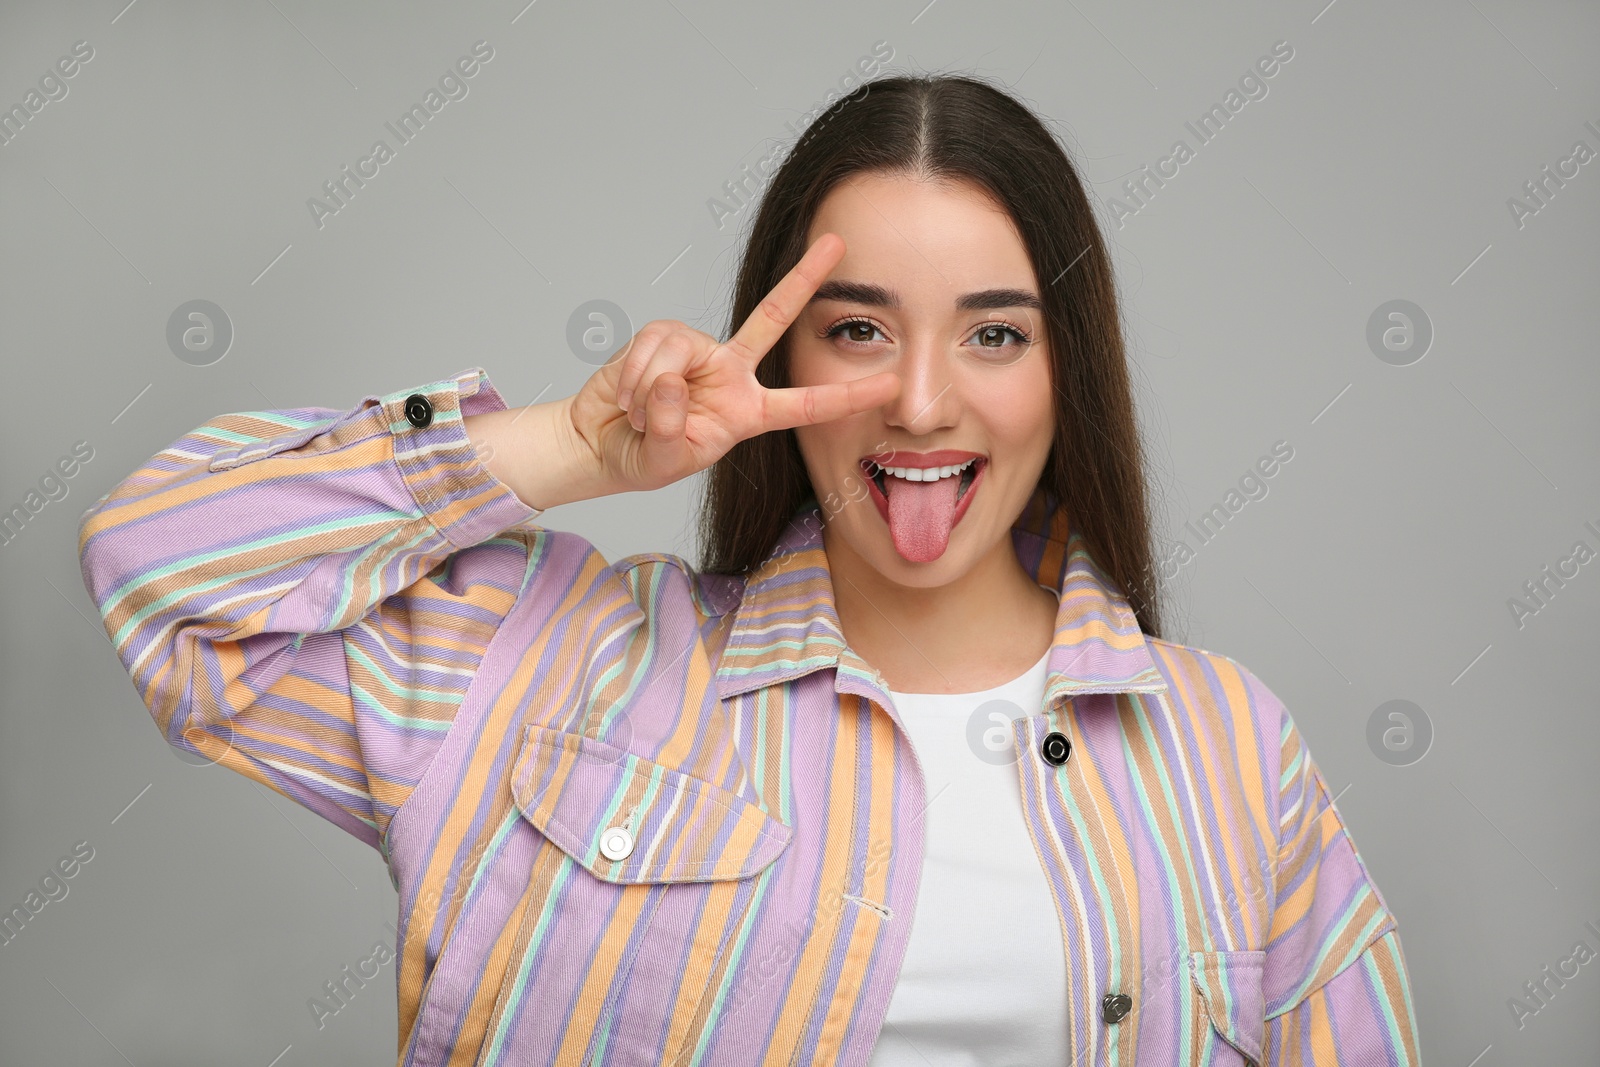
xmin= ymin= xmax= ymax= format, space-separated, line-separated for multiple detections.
xmin=966 ymin=322 xmax=1033 ymax=351
xmin=825 ymin=319 xmax=887 ymax=345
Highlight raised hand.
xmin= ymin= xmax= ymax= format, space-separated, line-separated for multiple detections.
xmin=565 ymin=232 xmax=901 ymax=494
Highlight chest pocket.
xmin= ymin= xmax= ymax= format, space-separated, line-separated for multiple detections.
xmin=509 ymin=723 xmax=792 ymax=883
xmin=1188 ymin=949 xmax=1267 ymax=1067
xmin=442 ymin=723 xmax=793 ymax=1066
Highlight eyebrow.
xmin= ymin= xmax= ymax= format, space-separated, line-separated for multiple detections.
xmin=808 ymin=280 xmax=1043 ymax=312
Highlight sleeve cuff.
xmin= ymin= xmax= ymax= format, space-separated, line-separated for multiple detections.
xmin=379 ymin=367 xmax=545 ymax=548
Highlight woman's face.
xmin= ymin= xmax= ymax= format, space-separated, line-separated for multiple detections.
xmin=789 ymin=170 xmax=1055 ymax=588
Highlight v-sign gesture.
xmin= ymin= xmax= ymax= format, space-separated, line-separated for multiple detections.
xmin=565 ymin=232 xmax=901 ymax=494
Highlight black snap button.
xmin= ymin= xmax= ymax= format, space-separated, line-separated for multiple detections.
xmin=1101 ymin=992 xmax=1132 ymax=1024
xmin=1040 ymin=730 xmax=1072 ymax=766
xmin=404 ymin=394 xmax=433 ymax=428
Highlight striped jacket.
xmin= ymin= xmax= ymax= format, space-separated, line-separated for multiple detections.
xmin=78 ymin=366 xmax=1421 ymax=1066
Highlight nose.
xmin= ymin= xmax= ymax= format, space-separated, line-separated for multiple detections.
xmin=881 ymin=338 xmax=959 ymax=435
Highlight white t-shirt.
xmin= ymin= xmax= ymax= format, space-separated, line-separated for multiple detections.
xmin=866 ymin=634 xmax=1068 ymax=1065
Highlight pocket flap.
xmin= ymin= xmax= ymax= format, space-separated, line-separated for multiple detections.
xmin=1189 ymin=949 xmax=1267 ymax=1067
xmin=510 ymin=724 xmax=792 ymax=884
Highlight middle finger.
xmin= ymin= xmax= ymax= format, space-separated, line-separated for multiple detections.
xmin=627 ymin=331 xmax=699 ymax=431
xmin=615 ymin=320 xmax=691 ymax=410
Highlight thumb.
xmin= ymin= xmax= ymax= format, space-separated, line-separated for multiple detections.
xmin=642 ymin=372 xmax=689 ymax=453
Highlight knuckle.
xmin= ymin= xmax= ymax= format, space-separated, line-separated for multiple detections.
xmin=619 ymin=342 xmax=649 ymax=376
xmin=758 ymin=296 xmax=787 ymax=325
xmin=621 ymin=328 xmax=657 ymax=361
xmin=719 ymin=336 xmax=751 ymax=363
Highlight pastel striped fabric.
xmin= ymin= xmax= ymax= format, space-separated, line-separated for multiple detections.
xmin=78 ymin=367 xmax=1421 ymax=1066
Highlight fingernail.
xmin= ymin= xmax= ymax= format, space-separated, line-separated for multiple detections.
xmin=617 ymin=388 xmax=632 ymax=412
xmin=630 ymin=407 xmax=645 ymax=431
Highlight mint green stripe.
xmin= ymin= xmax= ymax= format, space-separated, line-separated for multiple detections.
xmin=685 ymin=868 xmax=778 ymax=1066
xmin=586 ymin=564 xmax=667 ymax=738
xmin=1362 ymin=932 xmax=1412 ymax=1063
xmin=1122 ymin=695 xmax=1210 ymax=1045
xmin=685 ymin=682 xmax=790 ymax=1066
xmin=105 ymin=511 xmax=426 ymax=643
xmin=350 ymin=682 xmax=455 ymax=732
xmin=481 ymin=857 xmax=577 ymax=1061
xmin=345 ymin=525 xmax=438 ymax=627
xmin=720 ymin=639 xmax=835 ymax=659
xmin=346 ymin=642 xmax=468 ymax=706
xmin=1270 ymin=888 xmax=1384 ymax=1013
xmin=203 ymin=414 xmax=325 ymax=443
xmin=584 ymin=754 xmax=648 ymax=868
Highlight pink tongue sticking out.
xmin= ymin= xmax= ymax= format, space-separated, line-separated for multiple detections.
xmin=886 ymin=474 xmax=961 ymax=563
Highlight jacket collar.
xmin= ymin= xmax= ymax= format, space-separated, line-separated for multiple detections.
xmin=713 ymin=487 xmax=1168 ymax=711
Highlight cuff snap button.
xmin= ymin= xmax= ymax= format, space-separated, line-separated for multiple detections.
xmin=404 ymin=394 xmax=434 ymax=428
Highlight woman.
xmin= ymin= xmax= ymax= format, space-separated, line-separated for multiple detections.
xmin=78 ymin=75 xmax=1419 ymax=1065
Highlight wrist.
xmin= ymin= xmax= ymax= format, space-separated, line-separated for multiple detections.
xmin=528 ymin=394 xmax=612 ymax=509
xmin=468 ymin=396 xmax=609 ymax=513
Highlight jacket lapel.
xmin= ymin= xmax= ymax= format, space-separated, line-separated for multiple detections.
xmin=713 ymin=487 xmax=1169 ymax=709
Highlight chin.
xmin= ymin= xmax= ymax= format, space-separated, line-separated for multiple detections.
xmin=874 ymin=545 xmax=977 ymax=587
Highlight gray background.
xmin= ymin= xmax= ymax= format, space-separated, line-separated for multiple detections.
xmin=2 ymin=0 xmax=1596 ymax=1062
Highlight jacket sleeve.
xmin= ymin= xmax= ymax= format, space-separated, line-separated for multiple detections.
xmin=76 ymin=367 xmax=542 ymax=854
xmin=1255 ymin=678 xmax=1423 ymax=1064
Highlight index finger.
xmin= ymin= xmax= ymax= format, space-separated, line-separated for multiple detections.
xmin=724 ymin=232 xmax=846 ymax=366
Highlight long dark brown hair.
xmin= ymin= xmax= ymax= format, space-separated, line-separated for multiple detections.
xmin=696 ymin=72 xmax=1164 ymax=640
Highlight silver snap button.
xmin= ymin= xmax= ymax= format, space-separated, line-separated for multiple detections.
xmin=599 ymin=826 xmax=634 ymax=861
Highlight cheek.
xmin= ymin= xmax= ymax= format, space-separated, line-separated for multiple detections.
xmin=970 ymin=361 xmax=1054 ymax=454
xmin=1023 ymin=370 xmax=1054 ymax=454
xmin=1013 ymin=356 xmax=1054 ymax=451
xmin=794 ymin=420 xmax=872 ymax=493
xmin=792 ymin=425 xmax=844 ymax=494
xmin=791 ymin=425 xmax=822 ymax=469
xmin=785 ymin=338 xmax=832 ymax=388
xmin=788 ymin=335 xmax=875 ymax=391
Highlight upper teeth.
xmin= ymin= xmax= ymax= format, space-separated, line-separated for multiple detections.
xmin=874 ymin=458 xmax=977 ymax=482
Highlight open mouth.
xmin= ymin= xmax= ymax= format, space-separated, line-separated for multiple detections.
xmin=858 ymin=453 xmax=988 ymax=530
